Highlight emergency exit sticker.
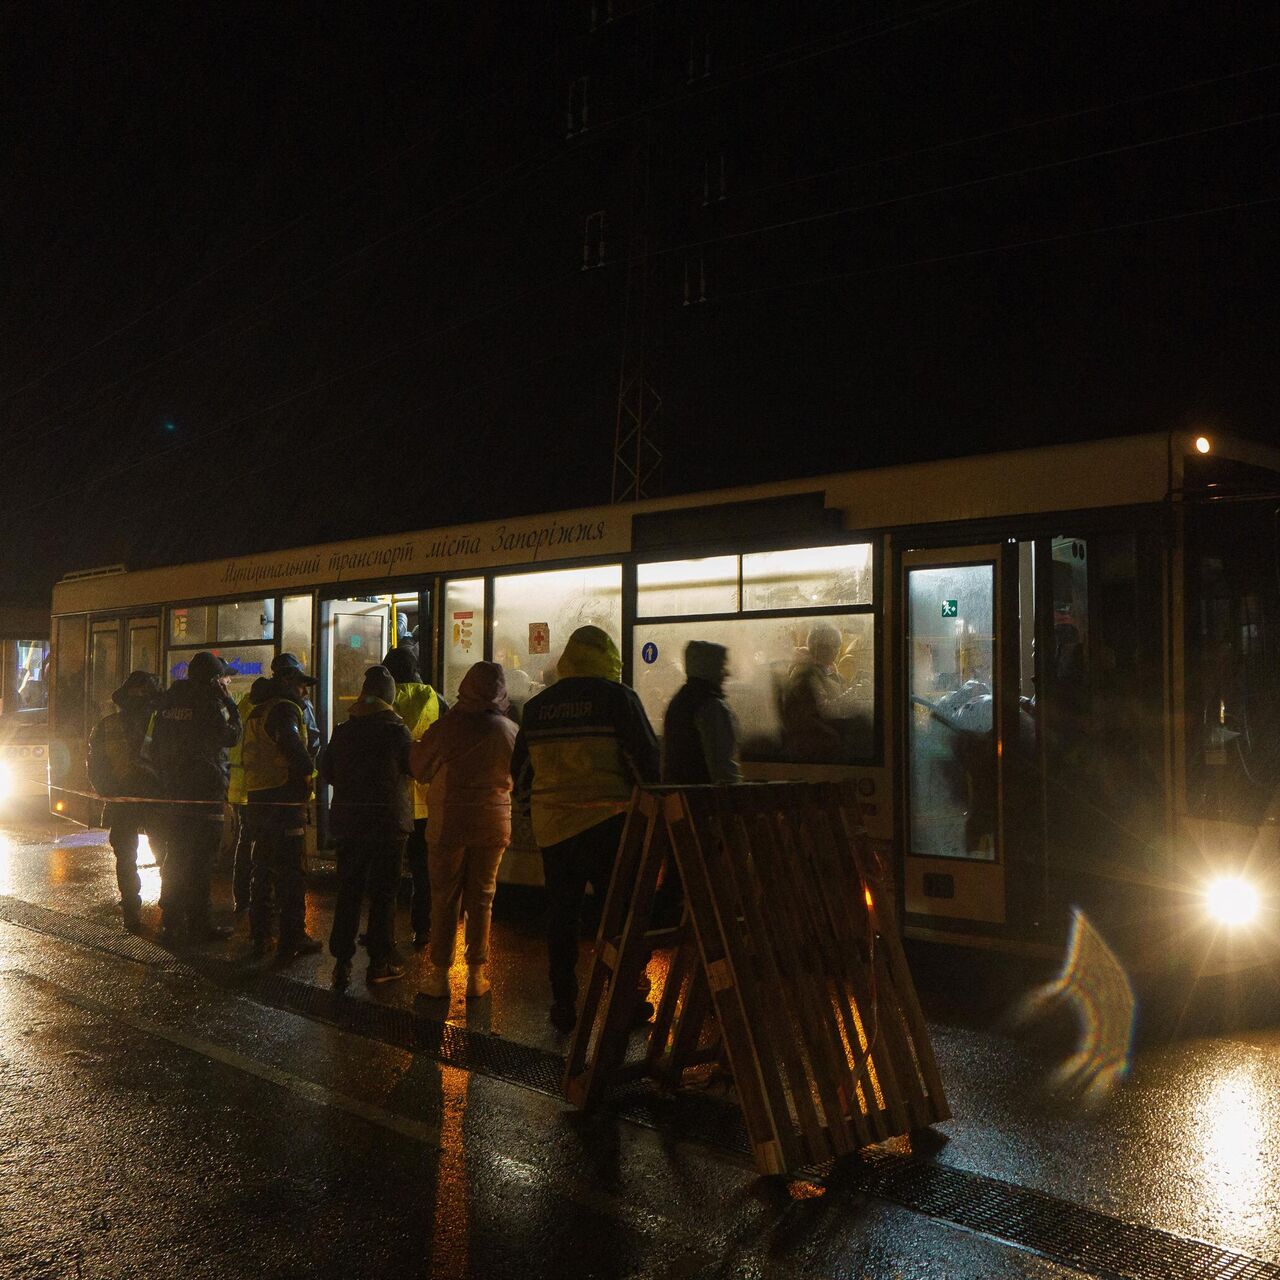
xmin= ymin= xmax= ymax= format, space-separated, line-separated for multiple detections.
xmin=942 ymin=599 xmax=958 ymax=618
xmin=528 ymin=622 xmax=550 ymax=655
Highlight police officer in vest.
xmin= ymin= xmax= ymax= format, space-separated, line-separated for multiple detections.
xmin=243 ymin=652 xmax=321 ymax=960
xmin=147 ymin=652 xmax=242 ymax=944
xmin=87 ymin=670 xmax=165 ymax=933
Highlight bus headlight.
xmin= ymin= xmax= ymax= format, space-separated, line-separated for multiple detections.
xmin=1205 ymin=876 xmax=1261 ymax=927
xmin=0 ymin=761 xmax=11 ymax=802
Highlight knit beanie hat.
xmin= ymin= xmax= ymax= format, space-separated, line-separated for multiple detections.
xmin=360 ymin=665 xmax=396 ymax=705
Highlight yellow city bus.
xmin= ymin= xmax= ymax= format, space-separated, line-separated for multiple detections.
xmin=46 ymin=432 xmax=1280 ymax=975
xmin=0 ymin=606 xmax=50 ymax=810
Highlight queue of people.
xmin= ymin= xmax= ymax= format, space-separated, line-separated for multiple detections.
xmin=87 ymin=625 xmax=749 ymax=1033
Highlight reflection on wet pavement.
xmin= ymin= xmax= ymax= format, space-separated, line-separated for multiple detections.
xmin=2 ymin=808 xmax=1280 ymax=1271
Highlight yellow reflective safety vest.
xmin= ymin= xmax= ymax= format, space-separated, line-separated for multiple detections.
xmin=225 ymin=693 xmax=256 ymax=806
xmin=241 ymin=696 xmax=311 ymax=793
xmin=392 ymin=682 xmax=440 ymax=820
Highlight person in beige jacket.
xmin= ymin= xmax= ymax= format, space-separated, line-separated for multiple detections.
xmin=409 ymin=661 xmax=517 ymax=999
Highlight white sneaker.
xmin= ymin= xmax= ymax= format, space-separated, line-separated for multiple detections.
xmin=421 ymin=963 xmax=450 ymax=999
xmin=466 ymin=965 xmax=490 ymax=998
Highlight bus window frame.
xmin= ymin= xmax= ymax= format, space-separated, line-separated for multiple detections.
xmin=631 ymin=535 xmax=884 ymax=768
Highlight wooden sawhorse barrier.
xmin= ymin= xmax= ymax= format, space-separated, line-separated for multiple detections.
xmin=563 ymin=782 xmax=949 ymax=1176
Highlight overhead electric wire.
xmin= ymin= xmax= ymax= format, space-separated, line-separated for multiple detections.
xmin=0 ymin=15 xmax=602 ymax=411
xmin=656 ymin=109 xmax=1280 ymax=262
xmin=745 ymin=59 xmax=1280 ymax=201
xmin=707 ymin=193 xmax=1280 ymax=305
xmin=102 ymin=326 xmax=623 ymax=537
xmin=11 ymin=0 xmax=978 ymax=443
xmin=0 ymin=262 xmax=596 ymax=525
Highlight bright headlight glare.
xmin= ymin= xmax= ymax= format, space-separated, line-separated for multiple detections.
xmin=1205 ymin=876 xmax=1261 ymax=927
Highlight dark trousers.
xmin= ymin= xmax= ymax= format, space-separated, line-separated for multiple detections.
xmin=107 ymin=804 xmax=145 ymax=915
xmin=231 ymin=806 xmax=255 ymax=912
xmin=247 ymin=804 xmax=308 ymax=945
xmin=540 ymin=813 xmax=626 ymax=1008
xmin=329 ymin=835 xmax=405 ymax=965
xmin=160 ymin=816 xmax=221 ymax=932
xmin=405 ymin=817 xmax=431 ymax=936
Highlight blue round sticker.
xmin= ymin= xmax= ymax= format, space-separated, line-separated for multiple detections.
xmin=641 ymin=641 xmax=658 ymax=665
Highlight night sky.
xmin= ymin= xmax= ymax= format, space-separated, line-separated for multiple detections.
xmin=5 ymin=2 xmax=1277 ymax=602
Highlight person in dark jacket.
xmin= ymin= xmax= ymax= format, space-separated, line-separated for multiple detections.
xmin=381 ymin=645 xmax=446 ymax=948
xmin=512 ymin=626 xmax=660 ymax=1034
xmin=655 ymin=641 xmax=742 ymax=927
xmin=87 ymin=670 xmax=165 ymax=932
xmin=242 ymin=653 xmax=320 ymax=960
xmin=320 ymin=665 xmax=413 ymax=988
xmin=661 ymin=641 xmax=743 ymax=785
xmin=147 ymin=651 xmax=241 ymax=943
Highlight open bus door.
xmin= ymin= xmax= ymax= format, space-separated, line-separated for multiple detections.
xmin=322 ymin=600 xmax=390 ymax=738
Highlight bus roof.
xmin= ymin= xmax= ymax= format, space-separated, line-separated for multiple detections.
xmin=52 ymin=431 xmax=1280 ymax=615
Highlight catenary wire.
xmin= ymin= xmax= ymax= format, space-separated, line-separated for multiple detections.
xmin=707 ymin=193 xmax=1280 ymax=305
xmin=743 ymin=59 xmax=1280 ymax=201
xmin=657 ymin=109 xmax=1280 ymax=261
xmin=0 ymin=5 xmax=653 ymax=411
xmin=11 ymin=0 xmax=977 ymax=442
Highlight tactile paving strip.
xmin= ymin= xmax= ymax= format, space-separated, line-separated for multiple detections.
xmin=3 ymin=893 xmax=1278 ymax=1280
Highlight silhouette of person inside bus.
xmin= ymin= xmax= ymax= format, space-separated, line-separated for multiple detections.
xmin=932 ymin=680 xmax=995 ymax=855
xmin=781 ymin=624 xmax=866 ymax=761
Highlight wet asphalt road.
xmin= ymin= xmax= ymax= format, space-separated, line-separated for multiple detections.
xmin=1 ymin=806 xmax=1278 ymax=1279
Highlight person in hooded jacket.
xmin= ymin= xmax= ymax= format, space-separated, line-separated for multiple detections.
xmin=382 ymin=645 xmax=446 ymax=949
xmin=87 ymin=670 xmax=165 ymax=932
xmin=146 ymin=651 xmax=241 ymax=943
xmin=242 ymin=653 xmax=320 ymax=960
xmin=512 ymin=626 xmax=659 ymax=1033
xmin=661 ymin=641 xmax=743 ymax=786
xmin=320 ymin=665 xmax=413 ymax=987
xmin=410 ymin=661 xmax=518 ymax=1001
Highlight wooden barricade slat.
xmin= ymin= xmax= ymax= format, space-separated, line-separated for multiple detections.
xmin=563 ymin=782 xmax=950 ymax=1176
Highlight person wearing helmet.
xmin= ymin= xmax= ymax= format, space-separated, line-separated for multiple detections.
xmin=87 ymin=670 xmax=165 ymax=932
xmin=512 ymin=626 xmax=659 ymax=1034
xmin=242 ymin=652 xmax=321 ymax=961
xmin=146 ymin=651 xmax=242 ymax=944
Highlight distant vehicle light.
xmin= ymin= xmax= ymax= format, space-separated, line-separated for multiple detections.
xmin=1194 ymin=435 xmax=1212 ymax=455
xmin=864 ymin=887 xmax=873 ymax=910
xmin=1205 ymin=876 xmax=1260 ymax=927
xmin=54 ymin=800 xmax=65 ymax=812
xmin=0 ymin=761 xmax=11 ymax=801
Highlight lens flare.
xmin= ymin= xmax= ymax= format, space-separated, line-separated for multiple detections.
xmin=1205 ymin=877 xmax=1260 ymax=927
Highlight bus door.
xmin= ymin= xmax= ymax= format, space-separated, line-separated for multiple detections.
xmin=127 ymin=617 xmax=160 ymax=677
xmin=322 ymin=601 xmax=389 ymax=736
xmin=902 ymin=546 xmax=1008 ymax=926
